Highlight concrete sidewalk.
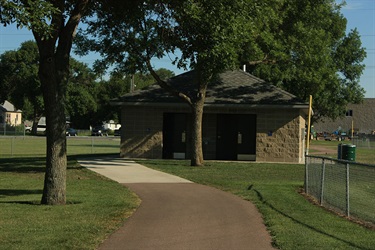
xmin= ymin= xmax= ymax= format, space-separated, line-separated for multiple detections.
xmin=79 ymin=157 xmax=191 ymax=183
xmin=78 ymin=157 xmax=275 ymax=250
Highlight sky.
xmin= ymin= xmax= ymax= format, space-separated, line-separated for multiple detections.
xmin=0 ymin=0 xmax=374 ymax=97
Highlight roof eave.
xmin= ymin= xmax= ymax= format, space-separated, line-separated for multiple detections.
xmin=111 ymin=101 xmax=309 ymax=110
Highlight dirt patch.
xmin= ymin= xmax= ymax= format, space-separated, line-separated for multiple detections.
xmin=309 ymin=144 xmax=337 ymax=156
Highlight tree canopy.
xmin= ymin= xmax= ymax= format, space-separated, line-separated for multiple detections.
xmin=0 ymin=0 xmax=56 ymax=36
xmin=0 ymin=40 xmax=44 ymax=130
xmin=0 ymin=41 xmax=97 ymax=130
xmin=0 ymin=38 xmax=174 ymax=130
xmin=243 ymin=0 xmax=366 ymax=120
xmin=76 ymin=0 xmax=366 ymax=165
xmin=77 ymin=0 xmax=258 ymax=165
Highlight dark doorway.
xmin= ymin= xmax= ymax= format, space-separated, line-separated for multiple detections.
xmin=216 ymin=114 xmax=256 ymax=160
xmin=163 ymin=113 xmax=187 ymax=159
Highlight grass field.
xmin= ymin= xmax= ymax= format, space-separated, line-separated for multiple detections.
xmin=139 ymin=159 xmax=375 ymax=250
xmin=309 ymin=139 xmax=375 ymax=164
xmin=0 ymin=136 xmax=120 ymax=157
xmin=1 ymin=137 xmax=374 ymax=249
xmin=0 ymin=157 xmax=139 ymax=249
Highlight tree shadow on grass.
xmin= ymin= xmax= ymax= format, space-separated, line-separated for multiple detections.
xmin=0 ymin=200 xmax=42 ymax=205
xmin=0 ymin=188 xmax=82 ymax=205
xmin=0 ymin=154 xmax=119 ymax=173
xmin=0 ymin=189 xmax=43 ymax=205
xmin=0 ymin=157 xmax=46 ymax=173
xmin=0 ymin=189 xmax=43 ymax=197
xmin=0 ymin=200 xmax=83 ymax=205
xmin=250 ymin=186 xmax=372 ymax=250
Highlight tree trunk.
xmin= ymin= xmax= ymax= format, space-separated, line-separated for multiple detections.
xmin=190 ymin=97 xmax=205 ymax=166
xmin=147 ymin=61 xmax=208 ymax=166
xmin=30 ymin=0 xmax=87 ymax=205
xmin=190 ymin=104 xmax=204 ymax=166
xmin=39 ymin=57 xmax=67 ymax=205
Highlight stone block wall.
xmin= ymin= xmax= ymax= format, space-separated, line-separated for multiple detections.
xmin=120 ymin=106 xmax=163 ymax=158
xmin=120 ymin=105 xmax=191 ymax=159
xmin=120 ymin=105 xmax=306 ymax=163
xmin=255 ymin=109 xmax=305 ymax=163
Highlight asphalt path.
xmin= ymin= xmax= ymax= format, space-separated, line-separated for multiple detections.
xmin=79 ymin=158 xmax=275 ymax=250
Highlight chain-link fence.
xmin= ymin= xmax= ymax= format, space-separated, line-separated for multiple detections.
xmin=305 ymin=155 xmax=375 ymax=226
xmin=0 ymin=124 xmax=28 ymax=136
xmin=0 ymin=136 xmax=121 ymax=158
xmin=352 ymin=135 xmax=375 ymax=149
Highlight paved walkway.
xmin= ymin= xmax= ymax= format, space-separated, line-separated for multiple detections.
xmin=78 ymin=157 xmax=275 ymax=250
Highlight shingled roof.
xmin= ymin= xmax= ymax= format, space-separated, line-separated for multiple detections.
xmin=113 ymin=70 xmax=307 ymax=107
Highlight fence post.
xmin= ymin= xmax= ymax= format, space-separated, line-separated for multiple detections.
xmin=320 ymin=158 xmax=326 ymax=205
xmin=305 ymin=155 xmax=309 ymax=194
xmin=346 ymin=163 xmax=350 ymax=218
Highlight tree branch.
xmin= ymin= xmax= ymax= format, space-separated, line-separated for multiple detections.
xmin=146 ymin=60 xmax=193 ymax=106
xmin=56 ymin=0 xmax=89 ymax=59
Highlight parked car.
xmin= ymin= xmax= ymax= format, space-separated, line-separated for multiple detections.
xmin=91 ymin=126 xmax=108 ymax=136
xmin=36 ymin=124 xmax=47 ymax=135
xmin=25 ymin=126 xmax=32 ymax=133
xmin=66 ymin=128 xmax=78 ymax=136
xmin=114 ymin=127 xmax=121 ymax=136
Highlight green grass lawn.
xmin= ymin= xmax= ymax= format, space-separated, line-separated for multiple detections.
xmin=310 ymin=139 xmax=375 ymax=164
xmin=0 ymin=157 xmax=140 ymax=250
xmin=1 ymin=137 xmax=374 ymax=249
xmin=0 ymin=136 xmax=120 ymax=157
xmin=138 ymin=159 xmax=375 ymax=250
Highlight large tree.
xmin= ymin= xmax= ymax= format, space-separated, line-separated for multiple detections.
xmin=78 ymin=0 xmax=365 ymax=165
xmin=36 ymin=0 xmax=90 ymax=205
xmin=77 ymin=0 xmax=256 ymax=166
xmin=5 ymin=0 xmax=91 ymax=205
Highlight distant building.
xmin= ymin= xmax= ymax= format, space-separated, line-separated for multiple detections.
xmin=313 ymin=98 xmax=375 ymax=135
xmin=0 ymin=100 xmax=22 ymax=126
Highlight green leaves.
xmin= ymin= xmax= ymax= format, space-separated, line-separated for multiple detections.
xmin=245 ymin=0 xmax=366 ymax=121
xmin=0 ymin=41 xmax=42 ymax=120
xmin=0 ymin=0 xmax=57 ymax=37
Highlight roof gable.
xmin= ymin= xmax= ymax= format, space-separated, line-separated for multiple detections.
xmin=0 ymin=100 xmax=22 ymax=112
xmin=114 ymin=70 xmax=306 ymax=106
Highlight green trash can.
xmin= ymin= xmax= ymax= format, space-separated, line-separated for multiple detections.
xmin=342 ymin=144 xmax=356 ymax=161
